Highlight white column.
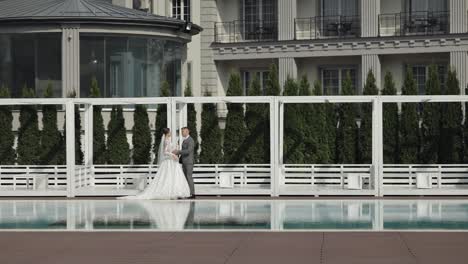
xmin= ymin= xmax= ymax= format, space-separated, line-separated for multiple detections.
xmin=270 ymin=97 xmax=280 ymax=197
xmin=178 ymin=103 xmax=187 ymax=146
xmin=372 ymin=97 xmax=383 ymax=197
xmin=66 ymin=101 xmax=76 ymax=198
xmin=278 ymin=58 xmax=298 ymax=91
xmin=450 ymin=51 xmax=468 ymax=94
xmin=362 ymin=54 xmax=381 ymax=91
xmin=361 ymin=0 xmax=380 ymax=37
xmin=278 ymin=0 xmax=297 ymax=40
xmin=62 ymin=24 xmax=80 ymax=97
xmin=84 ymin=104 xmax=94 ymax=186
xmin=168 ymin=98 xmax=177 ymax=145
xmin=450 ymin=0 xmax=468 ymax=33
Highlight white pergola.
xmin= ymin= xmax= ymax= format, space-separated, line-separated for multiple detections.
xmin=1 ymin=95 xmax=468 ymax=197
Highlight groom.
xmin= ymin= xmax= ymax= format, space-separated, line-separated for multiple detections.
xmin=173 ymin=127 xmax=195 ymax=198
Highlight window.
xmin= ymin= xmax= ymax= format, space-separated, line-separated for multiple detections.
xmin=133 ymin=0 xmax=151 ymax=12
xmin=321 ymin=68 xmax=357 ymax=95
xmin=242 ymin=70 xmax=269 ymax=95
xmin=411 ymin=64 xmax=447 ymax=94
xmin=240 ymin=0 xmax=278 ymax=40
xmin=172 ymin=0 xmax=191 ymax=21
xmin=406 ymin=0 xmax=448 ymax=12
xmin=186 ymin=61 xmax=192 ymax=89
xmin=322 ymin=0 xmax=359 ymax=17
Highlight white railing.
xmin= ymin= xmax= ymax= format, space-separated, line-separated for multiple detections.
xmin=2 ymin=164 xmax=468 ymax=196
xmin=1 ymin=96 xmax=468 ymax=197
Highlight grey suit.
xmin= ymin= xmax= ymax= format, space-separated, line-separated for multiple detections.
xmin=177 ymin=136 xmax=195 ymax=196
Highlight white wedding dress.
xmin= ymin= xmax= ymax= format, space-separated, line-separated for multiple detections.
xmin=119 ymin=136 xmax=191 ymax=200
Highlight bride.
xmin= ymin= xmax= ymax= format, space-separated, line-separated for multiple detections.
xmin=119 ymin=128 xmax=191 ymax=200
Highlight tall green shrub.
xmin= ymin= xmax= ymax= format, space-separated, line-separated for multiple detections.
xmin=283 ymin=76 xmax=304 ymax=164
xmin=132 ymin=105 xmax=151 ymax=164
xmin=245 ymin=75 xmax=267 ymax=163
xmin=311 ymin=80 xmax=331 ymax=163
xmin=0 ymin=86 xmax=15 ymax=164
xmin=17 ymin=86 xmax=40 ymax=165
xmin=40 ymin=83 xmax=63 ymax=165
xmin=90 ymin=77 xmax=106 ymax=164
xmin=325 ymin=102 xmax=338 ymax=163
xmin=298 ymin=76 xmax=315 ymax=163
xmin=199 ymin=93 xmax=223 ymax=164
xmin=154 ymin=81 xmax=170 ymax=160
xmin=440 ymin=68 xmax=463 ymax=163
xmin=184 ymin=81 xmax=199 ymax=163
xmin=223 ymin=73 xmax=247 ymax=163
xmin=400 ymin=69 xmax=419 ymax=164
xmin=107 ymin=106 xmax=130 ymax=164
xmin=360 ymin=70 xmax=379 ymax=164
xmin=263 ymin=63 xmax=280 ymax=163
xmin=421 ymin=64 xmax=441 ymax=163
xmin=336 ymin=72 xmax=357 ymax=163
xmin=382 ymin=72 xmax=400 ymax=164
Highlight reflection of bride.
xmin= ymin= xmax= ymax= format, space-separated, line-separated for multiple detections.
xmin=137 ymin=200 xmax=193 ymax=230
xmin=119 ymin=128 xmax=190 ymax=200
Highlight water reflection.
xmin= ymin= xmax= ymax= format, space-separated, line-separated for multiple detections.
xmin=0 ymin=200 xmax=467 ymax=231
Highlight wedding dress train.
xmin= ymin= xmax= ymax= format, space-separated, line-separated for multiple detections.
xmin=119 ymin=136 xmax=190 ymax=200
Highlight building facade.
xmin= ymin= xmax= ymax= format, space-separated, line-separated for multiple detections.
xmin=121 ymin=0 xmax=468 ymax=100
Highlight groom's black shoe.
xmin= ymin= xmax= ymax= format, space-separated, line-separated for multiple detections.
xmin=188 ymin=195 xmax=196 ymax=199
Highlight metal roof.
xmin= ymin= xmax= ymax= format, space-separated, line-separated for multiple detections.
xmin=0 ymin=0 xmax=201 ymax=34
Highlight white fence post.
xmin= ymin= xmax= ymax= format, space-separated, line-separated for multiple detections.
xmin=372 ymin=96 xmax=383 ymax=196
xmin=271 ymin=97 xmax=281 ymax=197
xmin=168 ymin=98 xmax=177 ymax=145
xmin=84 ymin=103 xmax=94 ymax=186
xmin=66 ymin=100 xmax=76 ymax=197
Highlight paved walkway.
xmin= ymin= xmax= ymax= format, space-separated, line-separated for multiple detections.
xmin=1 ymin=232 xmax=467 ymax=264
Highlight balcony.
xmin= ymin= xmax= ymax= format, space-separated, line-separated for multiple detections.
xmin=295 ymin=15 xmax=361 ymax=40
xmin=379 ymin=11 xmax=449 ymax=37
xmin=214 ymin=20 xmax=278 ymax=43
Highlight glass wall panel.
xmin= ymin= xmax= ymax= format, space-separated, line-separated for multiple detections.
xmin=0 ymin=33 xmax=62 ymax=97
xmin=80 ymin=35 xmax=182 ymax=98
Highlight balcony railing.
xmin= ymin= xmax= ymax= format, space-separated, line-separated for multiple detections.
xmin=379 ymin=11 xmax=449 ymax=37
xmin=214 ymin=20 xmax=278 ymax=43
xmin=295 ymin=15 xmax=361 ymax=40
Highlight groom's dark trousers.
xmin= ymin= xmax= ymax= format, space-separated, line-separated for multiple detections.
xmin=179 ymin=136 xmax=195 ymax=196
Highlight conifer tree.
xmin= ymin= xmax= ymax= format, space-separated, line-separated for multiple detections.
xmin=421 ymin=64 xmax=441 ymax=163
xmin=132 ymin=105 xmax=151 ymax=164
xmin=223 ymin=73 xmax=247 ymax=163
xmin=40 ymin=83 xmax=63 ymax=164
xmin=440 ymin=68 xmax=463 ymax=163
xmin=298 ymin=76 xmax=315 ymax=163
xmin=0 ymin=86 xmax=15 ymax=164
xmin=283 ymin=76 xmax=304 ymax=164
xmin=245 ymin=75 xmax=266 ymax=163
xmin=263 ymin=63 xmax=280 ymax=163
xmin=184 ymin=81 xmax=199 ymax=163
xmin=382 ymin=72 xmax=400 ymax=164
xmin=400 ymin=68 xmax=420 ymax=164
xmin=107 ymin=106 xmax=130 ymax=164
xmin=90 ymin=77 xmax=106 ymax=164
xmin=17 ymin=86 xmax=40 ymax=165
xmin=154 ymin=81 xmax=170 ymax=161
xmin=336 ymin=71 xmax=357 ymax=163
xmin=311 ymin=80 xmax=331 ymax=163
xmin=199 ymin=93 xmax=223 ymax=163
xmin=360 ymin=70 xmax=379 ymax=164
xmin=325 ymin=102 xmax=338 ymax=163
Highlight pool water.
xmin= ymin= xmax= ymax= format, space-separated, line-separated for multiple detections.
xmin=0 ymin=199 xmax=467 ymax=231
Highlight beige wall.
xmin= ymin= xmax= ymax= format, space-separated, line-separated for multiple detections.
xmin=380 ymin=53 xmax=449 ymax=92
